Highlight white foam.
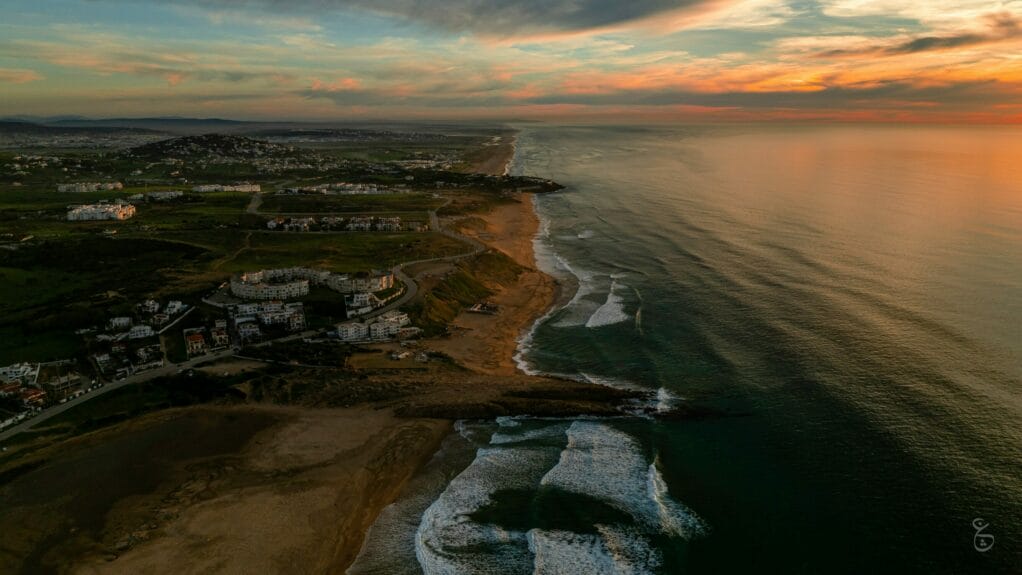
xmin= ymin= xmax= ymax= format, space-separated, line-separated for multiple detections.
xmin=655 ymin=388 xmax=677 ymax=414
xmin=646 ymin=461 xmax=706 ymax=538
xmin=416 ymin=446 xmax=554 ymax=574
xmin=585 ymin=280 xmax=630 ymax=329
xmin=540 ymin=421 xmax=706 ymax=539
xmin=490 ymin=422 xmax=570 ymax=445
xmin=580 ymin=372 xmax=644 ymax=392
xmin=577 ymin=229 xmax=596 ymax=240
xmin=527 ymin=526 xmax=661 ymax=575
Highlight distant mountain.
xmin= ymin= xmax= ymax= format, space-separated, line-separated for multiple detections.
xmin=0 ymin=120 xmax=165 ymax=136
xmin=123 ymin=133 xmax=297 ymax=159
xmin=47 ymin=117 xmax=252 ymax=135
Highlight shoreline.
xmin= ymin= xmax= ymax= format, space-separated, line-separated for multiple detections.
xmin=0 ymin=131 xmax=612 ymax=575
xmin=431 ymin=131 xmax=562 ymax=377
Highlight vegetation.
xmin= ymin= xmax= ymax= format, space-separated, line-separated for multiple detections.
xmin=408 ymin=250 xmax=524 ymax=336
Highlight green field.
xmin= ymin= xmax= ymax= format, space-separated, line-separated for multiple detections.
xmin=260 ymin=192 xmax=444 ymax=213
xmin=221 ymin=232 xmax=468 ymax=272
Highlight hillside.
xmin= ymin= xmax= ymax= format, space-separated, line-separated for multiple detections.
xmin=123 ymin=134 xmax=300 ymax=160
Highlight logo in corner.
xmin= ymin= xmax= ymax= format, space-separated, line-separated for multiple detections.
xmin=972 ymin=518 xmax=994 ymax=553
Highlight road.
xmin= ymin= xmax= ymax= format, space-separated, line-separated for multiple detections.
xmin=0 ymin=196 xmax=486 ymax=443
xmin=0 ymin=349 xmax=235 ymax=443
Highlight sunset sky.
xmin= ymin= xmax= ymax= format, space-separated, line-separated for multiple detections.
xmin=3 ymin=1 xmax=1021 ymax=122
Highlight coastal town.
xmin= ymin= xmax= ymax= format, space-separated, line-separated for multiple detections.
xmin=0 ymin=127 xmax=563 ymax=439
xmin=0 ymin=123 xmax=608 ymax=575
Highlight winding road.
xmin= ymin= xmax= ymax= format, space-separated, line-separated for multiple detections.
xmin=0 ymin=193 xmax=486 ymax=443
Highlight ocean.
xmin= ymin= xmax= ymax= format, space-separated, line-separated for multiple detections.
xmin=349 ymin=124 xmax=1022 ymax=574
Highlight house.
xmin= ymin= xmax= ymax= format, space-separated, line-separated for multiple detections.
xmin=67 ymin=203 xmax=136 ymax=221
xmin=0 ymin=363 xmax=39 ymax=385
xmin=185 ymin=333 xmax=207 ymax=356
xmin=165 ymin=301 xmax=186 ymax=315
xmin=0 ymin=382 xmax=23 ymax=397
xmin=151 ymin=313 xmax=170 ymax=326
xmin=369 ymin=322 xmax=394 ymax=340
xmin=336 ymin=322 xmax=369 ymax=342
xmin=379 ymin=310 xmax=410 ymax=327
xmin=109 ymin=316 xmax=132 ymax=330
xmin=210 ymin=328 xmax=230 ymax=348
xmin=375 ymin=217 xmax=402 ymax=232
xmin=237 ymin=321 xmax=261 ymax=340
xmin=19 ymin=388 xmax=47 ymax=408
xmin=128 ymin=325 xmax=155 ymax=339
xmin=141 ymin=299 xmax=160 ymax=314
xmin=346 ymin=216 xmax=373 ymax=231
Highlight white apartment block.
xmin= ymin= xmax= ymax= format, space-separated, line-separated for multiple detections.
xmin=192 ymin=184 xmax=261 ymax=193
xmin=67 ymin=204 xmax=136 ymax=221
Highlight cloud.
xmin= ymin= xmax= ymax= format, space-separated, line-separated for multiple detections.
xmin=4 ymin=35 xmax=296 ymax=87
xmin=0 ymin=68 xmax=43 ymax=84
xmin=817 ymin=12 xmax=1022 ymax=56
xmin=522 ymin=78 xmax=1020 ymax=111
xmin=820 ymin=0 xmax=1022 ymax=26
xmin=185 ymin=0 xmax=731 ymax=38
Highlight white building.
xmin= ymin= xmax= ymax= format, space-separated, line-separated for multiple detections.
xmin=149 ymin=190 xmax=184 ymax=201
xmin=375 ymin=217 xmax=402 ymax=232
xmin=337 ymin=322 xmax=369 ymax=342
xmin=127 ymin=325 xmax=156 ymax=339
xmin=57 ymin=182 xmax=123 ymax=192
xmin=0 ymin=363 xmax=39 ymax=385
xmin=346 ymin=216 xmax=373 ymax=231
xmin=109 ymin=316 xmax=132 ymax=330
xmin=67 ymin=203 xmax=136 ymax=221
xmin=192 ymin=184 xmax=261 ymax=193
xmin=165 ymin=301 xmax=186 ymax=315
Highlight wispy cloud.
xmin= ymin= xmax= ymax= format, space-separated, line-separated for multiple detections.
xmin=0 ymin=68 xmax=43 ymax=84
xmin=817 ymin=12 xmax=1021 ymax=56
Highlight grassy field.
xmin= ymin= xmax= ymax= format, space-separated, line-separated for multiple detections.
xmin=260 ymin=193 xmax=444 ymax=213
xmin=220 ymin=232 xmax=468 ymax=272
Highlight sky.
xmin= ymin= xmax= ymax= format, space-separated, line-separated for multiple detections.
xmin=2 ymin=0 xmax=1021 ymax=122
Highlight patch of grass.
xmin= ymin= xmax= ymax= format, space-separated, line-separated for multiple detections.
xmin=407 ymin=250 xmax=523 ymax=336
xmin=261 ymin=193 xmax=443 ymax=213
xmin=223 ymin=232 xmax=468 ymax=272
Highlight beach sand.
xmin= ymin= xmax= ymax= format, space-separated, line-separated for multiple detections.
xmin=0 ymin=133 xmax=592 ymax=575
xmin=430 ymin=195 xmax=557 ymax=375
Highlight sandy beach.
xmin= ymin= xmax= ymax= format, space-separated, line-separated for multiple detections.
xmin=430 ymin=195 xmax=557 ymax=375
xmin=0 ymin=132 xmax=606 ymax=575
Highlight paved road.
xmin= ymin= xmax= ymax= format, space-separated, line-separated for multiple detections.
xmin=0 ymin=349 xmax=235 ymax=443
xmin=0 ymin=196 xmax=487 ymax=443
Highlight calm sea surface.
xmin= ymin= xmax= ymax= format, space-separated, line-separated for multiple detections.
xmin=350 ymin=124 xmax=1022 ymax=574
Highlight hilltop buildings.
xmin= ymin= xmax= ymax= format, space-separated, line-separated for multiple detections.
xmin=230 ymin=267 xmax=394 ymax=300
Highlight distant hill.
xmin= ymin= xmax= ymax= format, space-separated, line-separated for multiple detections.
xmin=0 ymin=120 xmax=164 ymax=136
xmin=47 ymin=117 xmax=251 ymax=135
xmin=123 ymin=133 xmax=298 ymax=159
